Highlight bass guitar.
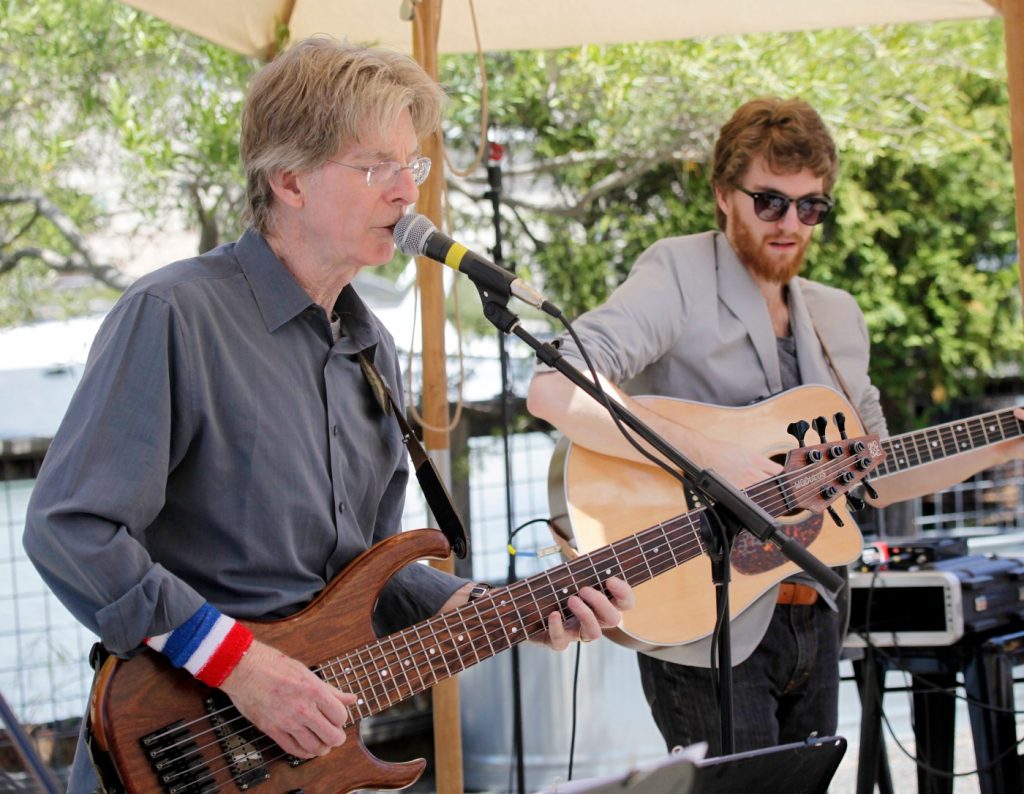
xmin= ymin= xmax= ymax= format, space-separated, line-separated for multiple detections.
xmin=547 ymin=384 xmax=1022 ymax=654
xmin=91 ymin=423 xmax=880 ymax=793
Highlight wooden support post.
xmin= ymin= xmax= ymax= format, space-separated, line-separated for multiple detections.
xmin=412 ymin=3 xmax=465 ymax=793
xmin=992 ymin=0 xmax=1024 ymax=312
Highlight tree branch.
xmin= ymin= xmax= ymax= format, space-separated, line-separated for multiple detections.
xmin=0 ymin=191 xmax=133 ymax=289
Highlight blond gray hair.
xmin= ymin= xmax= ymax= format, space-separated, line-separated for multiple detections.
xmin=241 ymin=36 xmax=446 ymax=235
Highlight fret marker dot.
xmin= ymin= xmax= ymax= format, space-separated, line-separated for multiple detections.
xmin=357 ymin=698 xmax=364 ymax=705
xmin=605 ymin=568 xmax=612 ymax=575
xmin=512 ymin=627 xmax=519 ymax=633
xmin=380 ymin=670 xmax=389 ymax=678
xmin=457 ymin=634 xmax=464 ymax=641
xmin=429 ymin=649 xmax=436 ymax=655
xmin=562 ymin=588 xmax=569 ymax=594
xmin=404 ymin=661 xmax=411 ymax=667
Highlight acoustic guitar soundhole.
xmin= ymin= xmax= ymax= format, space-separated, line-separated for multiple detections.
xmin=730 ymin=515 xmax=824 ymax=575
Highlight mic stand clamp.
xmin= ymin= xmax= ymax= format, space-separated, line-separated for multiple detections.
xmin=474 ymin=296 xmax=845 ymax=758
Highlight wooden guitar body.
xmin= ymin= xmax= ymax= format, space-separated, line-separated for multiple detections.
xmin=548 ymin=384 xmax=865 ymax=652
xmin=91 ymin=529 xmax=451 ymax=794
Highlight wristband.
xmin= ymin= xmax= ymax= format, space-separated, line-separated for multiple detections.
xmin=146 ymin=603 xmax=254 ymax=688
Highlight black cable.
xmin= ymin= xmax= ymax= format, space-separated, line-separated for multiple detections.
xmin=567 ymin=641 xmax=583 ymax=781
xmin=506 ymin=516 xmax=592 ymax=786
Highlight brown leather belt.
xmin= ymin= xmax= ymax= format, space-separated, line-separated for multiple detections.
xmin=777 ymin=582 xmax=819 ymax=606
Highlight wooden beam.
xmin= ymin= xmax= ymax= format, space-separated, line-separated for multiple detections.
xmin=413 ymin=4 xmax=465 ymax=793
xmin=992 ymin=0 xmax=1024 ymax=311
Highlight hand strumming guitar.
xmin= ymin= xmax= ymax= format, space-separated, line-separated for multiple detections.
xmin=219 ymin=640 xmax=358 ymax=759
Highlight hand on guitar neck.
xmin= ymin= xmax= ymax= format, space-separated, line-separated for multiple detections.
xmin=442 ymin=578 xmax=635 ymax=650
xmin=219 ymin=639 xmax=358 ymax=760
xmin=863 ymin=405 xmax=1024 ymax=507
xmin=215 ymin=578 xmax=635 ymax=762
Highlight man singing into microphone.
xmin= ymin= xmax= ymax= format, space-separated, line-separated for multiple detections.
xmin=528 ymin=97 xmax=1024 ymax=756
xmin=24 ymin=36 xmax=632 ymax=793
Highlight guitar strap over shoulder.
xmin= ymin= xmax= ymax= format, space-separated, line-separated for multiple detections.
xmin=357 ymin=351 xmax=469 ymax=559
xmin=803 ymin=299 xmax=868 ymax=432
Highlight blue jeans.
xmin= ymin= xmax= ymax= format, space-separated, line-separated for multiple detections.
xmin=637 ymin=601 xmax=842 ymax=757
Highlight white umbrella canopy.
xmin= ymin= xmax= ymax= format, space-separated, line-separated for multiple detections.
xmin=123 ymin=0 xmax=999 ymax=59
xmin=122 ymin=0 xmax=1024 ymax=306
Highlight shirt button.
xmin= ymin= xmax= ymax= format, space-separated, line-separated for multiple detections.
xmin=337 ymin=502 xmax=346 ymax=514
xmin=332 ymin=424 xmax=339 ymax=436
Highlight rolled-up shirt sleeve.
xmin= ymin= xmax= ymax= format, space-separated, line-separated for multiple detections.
xmin=24 ymin=292 xmax=205 ymax=655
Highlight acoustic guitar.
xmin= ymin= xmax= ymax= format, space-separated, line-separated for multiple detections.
xmin=548 ymin=384 xmax=1022 ymax=654
xmin=89 ymin=424 xmax=879 ymax=793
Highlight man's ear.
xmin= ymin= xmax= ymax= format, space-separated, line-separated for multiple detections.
xmin=714 ymin=184 xmax=730 ymax=219
xmin=268 ymin=169 xmax=305 ymax=209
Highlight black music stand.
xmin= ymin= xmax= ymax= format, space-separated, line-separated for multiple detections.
xmin=536 ymin=735 xmax=847 ymax=794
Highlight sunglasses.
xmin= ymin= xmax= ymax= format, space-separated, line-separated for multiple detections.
xmin=735 ymin=185 xmax=834 ymax=226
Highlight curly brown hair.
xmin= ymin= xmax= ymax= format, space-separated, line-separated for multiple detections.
xmin=711 ymin=97 xmax=839 ymax=230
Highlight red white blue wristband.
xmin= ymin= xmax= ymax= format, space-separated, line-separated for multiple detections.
xmin=146 ymin=603 xmax=254 ymax=688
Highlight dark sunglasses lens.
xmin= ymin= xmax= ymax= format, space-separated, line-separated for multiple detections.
xmin=753 ymin=193 xmax=789 ymax=222
xmin=796 ymin=199 xmax=832 ymax=226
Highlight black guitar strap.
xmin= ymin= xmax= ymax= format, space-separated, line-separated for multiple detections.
xmin=84 ymin=642 xmax=124 ymax=794
xmin=357 ymin=351 xmax=469 ymax=559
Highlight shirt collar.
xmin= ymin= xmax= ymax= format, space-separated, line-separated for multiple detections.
xmin=235 ymin=229 xmax=317 ymax=333
xmin=234 ymin=228 xmax=383 ymax=355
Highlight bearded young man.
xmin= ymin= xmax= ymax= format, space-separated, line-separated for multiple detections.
xmin=527 ymin=97 xmax=1024 ymax=755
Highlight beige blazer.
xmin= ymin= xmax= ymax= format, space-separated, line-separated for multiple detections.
xmin=550 ymin=230 xmax=887 ymax=665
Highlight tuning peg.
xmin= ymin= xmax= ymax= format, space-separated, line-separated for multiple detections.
xmin=826 ymin=506 xmax=845 ymax=527
xmin=846 ymin=493 xmax=866 ymax=511
xmin=812 ymin=416 xmax=829 ymax=443
xmin=862 ymin=478 xmax=879 ymax=501
xmin=787 ymin=420 xmax=810 ymax=447
xmin=833 ymin=411 xmax=848 ymax=439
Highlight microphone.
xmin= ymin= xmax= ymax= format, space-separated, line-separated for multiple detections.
xmin=393 ymin=213 xmax=559 ymax=317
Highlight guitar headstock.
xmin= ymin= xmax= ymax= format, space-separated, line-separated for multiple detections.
xmin=779 ymin=429 xmax=885 ymax=517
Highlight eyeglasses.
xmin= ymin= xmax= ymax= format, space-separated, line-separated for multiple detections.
xmin=327 ymin=156 xmax=432 ymax=188
xmin=735 ymin=185 xmax=834 ymax=226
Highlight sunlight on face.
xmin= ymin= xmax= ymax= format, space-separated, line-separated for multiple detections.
xmin=721 ymin=157 xmax=824 ymax=284
xmin=304 ymin=109 xmax=423 ymax=273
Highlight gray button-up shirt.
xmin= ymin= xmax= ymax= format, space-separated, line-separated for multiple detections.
xmin=24 ymin=228 xmax=464 ymax=656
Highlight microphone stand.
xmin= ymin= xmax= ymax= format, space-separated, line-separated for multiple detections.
xmin=473 ymin=295 xmax=845 ymax=756
xmin=483 ymin=142 xmax=527 ymax=794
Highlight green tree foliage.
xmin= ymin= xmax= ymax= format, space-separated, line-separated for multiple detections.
xmin=1 ymin=7 xmax=1019 ymax=427
xmin=441 ymin=20 xmax=1022 ymax=426
xmin=0 ymin=0 xmax=257 ymax=324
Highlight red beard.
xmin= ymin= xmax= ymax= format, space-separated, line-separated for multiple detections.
xmin=730 ymin=211 xmax=810 ymax=284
